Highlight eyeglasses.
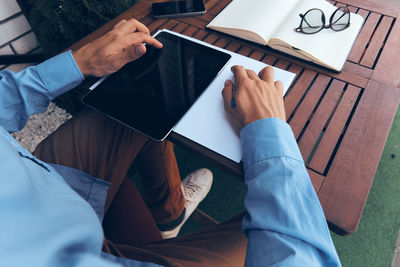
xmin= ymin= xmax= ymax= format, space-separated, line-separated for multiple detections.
xmin=295 ymin=6 xmax=351 ymax=34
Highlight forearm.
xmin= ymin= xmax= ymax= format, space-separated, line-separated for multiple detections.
xmin=241 ymin=118 xmax=341 ymax=266
xmin=0 ymin=51 xmax=84 ymax=132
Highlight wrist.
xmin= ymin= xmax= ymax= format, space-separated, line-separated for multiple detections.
xmin=72 ymin=48 xmax=90 ymax=77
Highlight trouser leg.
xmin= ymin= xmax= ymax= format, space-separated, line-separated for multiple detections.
xmin=102 ymin=177 xmax=162 ymax=246
xmin=33 ymin=109 xmax=148 ymax=211
xmin=33 ymin=109 xmax=184 ymax=231
xmin=137 ymin=140 xmax=184 ymax=225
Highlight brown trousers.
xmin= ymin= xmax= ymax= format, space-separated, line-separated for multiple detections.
xmin=33 ymin=109 xmax=246 ymax=267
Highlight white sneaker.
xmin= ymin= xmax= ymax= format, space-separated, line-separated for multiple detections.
xmin=160 ymin=168 xmax=213 ymax=239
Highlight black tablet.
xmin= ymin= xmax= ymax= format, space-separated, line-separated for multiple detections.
xmin=82 ymin=31 xmax=231 ymax=141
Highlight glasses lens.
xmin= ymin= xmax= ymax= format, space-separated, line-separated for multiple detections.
xmin=331 ymin=6 xmax=350 ymax=31
xmin=301 ymin=9 xmax=324 ymax=33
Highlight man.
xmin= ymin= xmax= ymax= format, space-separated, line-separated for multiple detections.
xmin=0 ymin=19 xmax=341 ymax=266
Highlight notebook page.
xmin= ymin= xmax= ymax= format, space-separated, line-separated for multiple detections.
xmin=207 ymin=0 xmax=299 ymax=43
xmin=271 ymin=0 xmax=364 ymax=70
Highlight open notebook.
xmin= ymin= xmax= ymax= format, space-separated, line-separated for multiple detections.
xmin=207 ymin=0 xmax=364 ymax=72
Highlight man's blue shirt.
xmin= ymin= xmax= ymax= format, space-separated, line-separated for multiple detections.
xmin=0 ymin=51 xmax=340 ymax=266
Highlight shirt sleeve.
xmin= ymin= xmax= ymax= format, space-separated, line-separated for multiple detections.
xmin=241 ymin=118 xmax=341 ymax=266
xmin=0 ymin=51 xmax=84 ymax=132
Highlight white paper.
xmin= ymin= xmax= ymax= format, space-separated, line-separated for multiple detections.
xmin=158 ymin=30 xmax=296 ymax=163
xmin=207 ymin=0 xmax=299 ymax=43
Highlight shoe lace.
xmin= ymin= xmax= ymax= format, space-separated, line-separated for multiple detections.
xmin=183 ymin=181 xmax=201 ymax=200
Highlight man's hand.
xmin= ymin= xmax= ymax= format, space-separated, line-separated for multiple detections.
xmin=72 ymin=19 xmax=163 ymax=77
xmin=222 ymin=65 xmax=286 ymax=130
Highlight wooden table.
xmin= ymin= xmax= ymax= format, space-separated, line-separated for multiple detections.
xmin=70 ymin=0 xmax=400 ymax=235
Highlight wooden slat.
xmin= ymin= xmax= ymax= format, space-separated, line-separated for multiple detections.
xmin=182 ymin=25 xmax=199 ymax=37
xmin=342 ymin=61 xmax=373 ymax=79
xmin=308 ymin=169 xmax=325 ymax=193
xmin=203 ymin=33 xmax=219 ymax=44
xmin=283 ymin=65 xmax=303 ymax=96
xmin=372 ymin=18 xmax=400 ymax=87
xmin=356 ymin=8 xmax=370 ymax=19
xmin=249 ymin=50 xmax=265 ymax=61
xmin=348 ymin=12 xmax=381 ymax=63
xmin=179 ymin=16 xmax=210 ymax=28
xmin=261 ymin=54 xmax=277 ymax=65
xmin=347 ymin=6 xmax=358 ymax=13
xmin=193 ymin=29 xmax=209 ymax=40
xmin=193 ymin=12 xmax=215 ymax=23
xmin=274 ymin=59 xmax=290 ymax=70
xmin=124 ymin=0 xmax=153 ymax=21
xmin=160 ymin=19 xmax=180 ymax=31
xmin=309 ymin=85 xmax=360 ymax=173
xmin=225 ymin=41 xmax=241 ymax=53
xmin=284 ymin=69 xmax=317 ymax=118
xmin=318 ymin=80 xmax=400 ymax=234
xmin=170 ymin=21 xmax=190 ymax=33
xmin=286 ymin=64 xmax=303 ymax=75
xmin=237 ymin=46 xmax=253 ymax=57
xmin=141 ymin=16 xmax=153 ymax=26
xmin=338 ymin=0 xmax=400 ymax=17
xmin=214 ymin=37 xmax=230 ymax=48
xmin=204 ymin=0 xmax=221 ymax=11
xmin=360 ymin=16 xmax=393 ymax=68
xmin=328 ymin=70 xmax=368 ymax=89
xmin=208 ymin=0 xmax=232 ymax=15
xmin=298 ymin=80 xmax=346 ymax=162
xmin=289 ymin=74 xmax=331 ymax=138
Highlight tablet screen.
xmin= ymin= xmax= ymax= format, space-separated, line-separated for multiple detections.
xmin=82 ymin=31 xmax=231 ymax=141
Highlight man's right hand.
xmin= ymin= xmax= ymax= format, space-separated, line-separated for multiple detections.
xmin=221 ymin=65 xmax=286 ymax=131
xmin=72 ymin=19 xmax=163 ymax=77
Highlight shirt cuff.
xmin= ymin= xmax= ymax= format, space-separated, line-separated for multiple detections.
xmin=36 ymin=50 xmax=84 ymax=99
xmin=240 ymin=118 xmax=303 ymax=169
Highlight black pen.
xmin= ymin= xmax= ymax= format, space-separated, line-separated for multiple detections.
xmin=231 ymin=86 xmax=236 ymax=108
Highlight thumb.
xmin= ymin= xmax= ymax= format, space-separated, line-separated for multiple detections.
xmin=222 ymin=79 xmax=233 ymax=110
xmin=129 ymin=44 xmax=146 ymax=61
xmin=274 ymin=80 xmax=284 ymax=95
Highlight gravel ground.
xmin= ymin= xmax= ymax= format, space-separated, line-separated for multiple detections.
xmin=11 ymin=102 xmax=72 ymax=153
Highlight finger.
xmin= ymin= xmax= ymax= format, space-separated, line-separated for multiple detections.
xmin=231 ymin=65 xmax=248 ymax=85
xmin=274 ymin=80 xmax=284 ymax=91
xmin=258 ymin=66 xmax=274 ymax=84
xmin=113 ymin=19 xmax=128 ymax=29
xmin=222 ymin=79 xmax=234 ymax=109
xmin=128 ymin=43 xmax=147 ymax=61
xmin=274 ymin=81 xmax=285 ymax=97
xmin=117 ymin=18 xmax=150 ymax=34
xmin=245 ymin=69 xmax=258 ymax=80
xmin=144 ymin=36 xmax=163 ymax=49
xmin=124 ymin=32 xmax=163 ymax=48
xmin=127 ymin=18 xmax=150 ymax=34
